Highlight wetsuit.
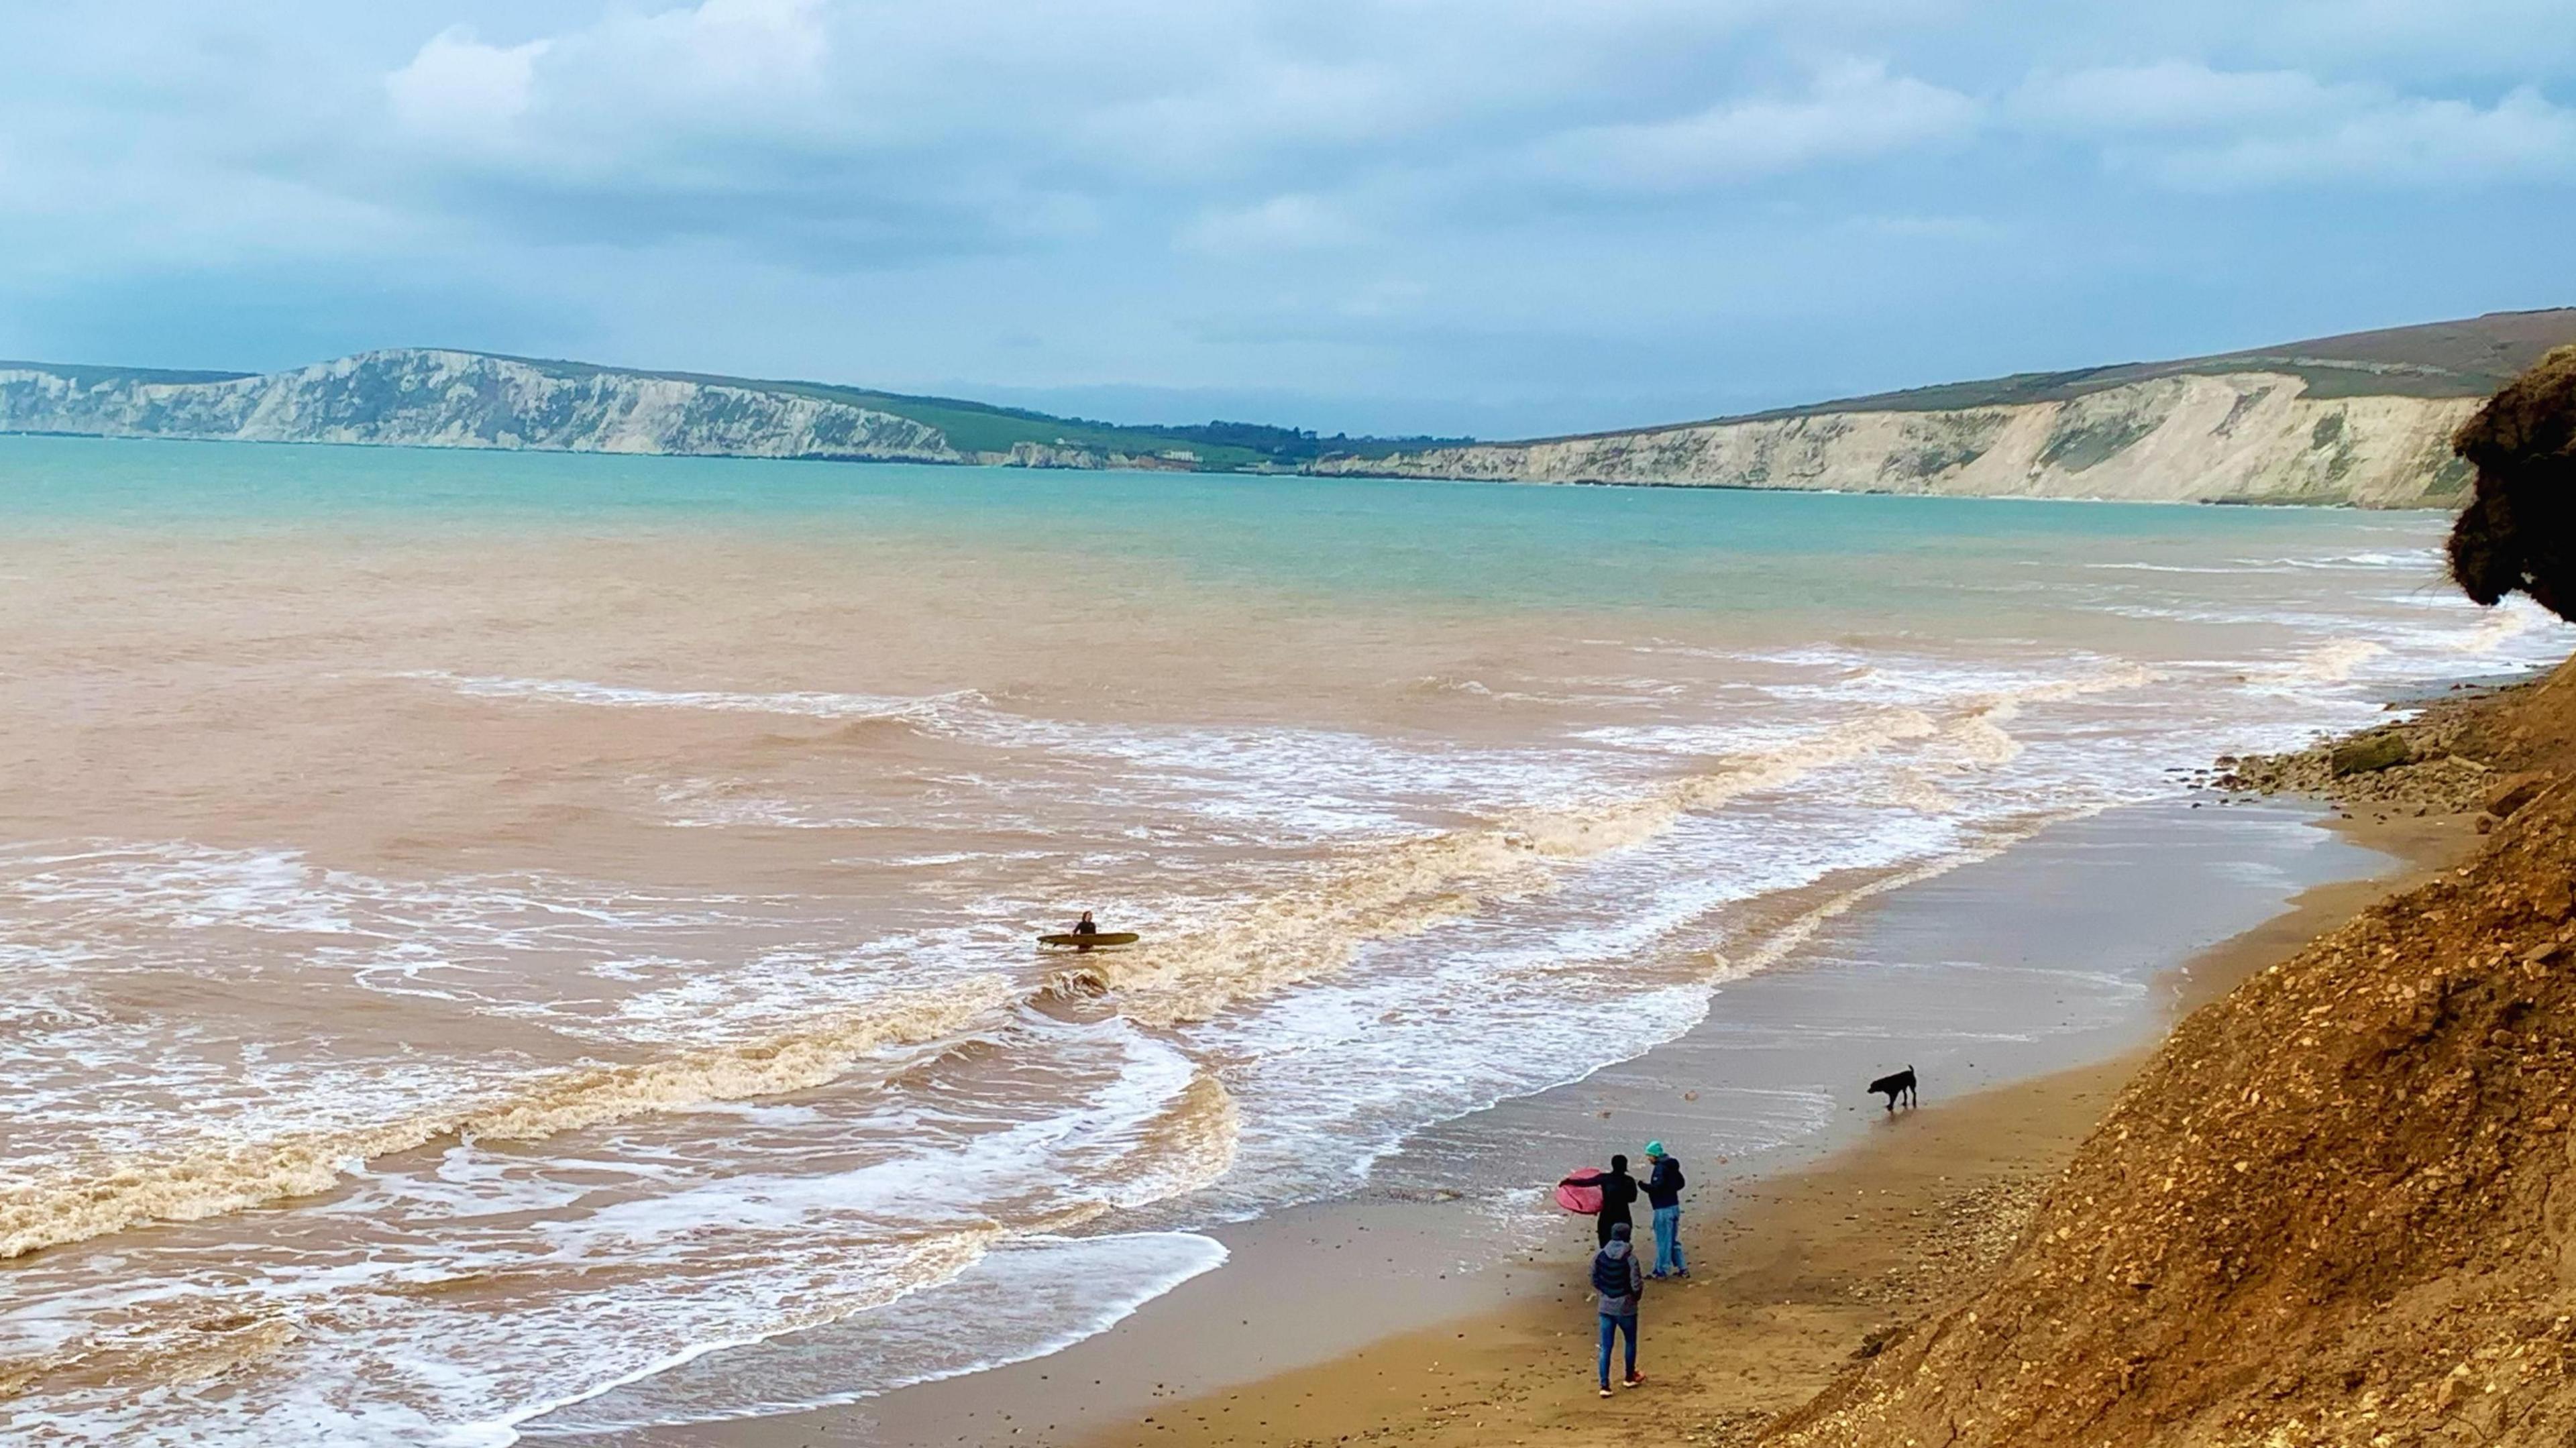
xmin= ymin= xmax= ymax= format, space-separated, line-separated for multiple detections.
xmin=1592 ymin=1169 xmax=1640 ymax=1246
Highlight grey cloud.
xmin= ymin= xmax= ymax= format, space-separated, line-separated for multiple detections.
xmin=3 ymin=0 xmax=2572 ymax=435
xmin=2011 ymin=61 xmax=2576 ymax=189
xmin=1527 ymin=58 xmax=1981 ymax=190
xmin=2153 ymin=84 xmax=2576 ymax=188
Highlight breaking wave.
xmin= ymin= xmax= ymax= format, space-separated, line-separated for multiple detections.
xmin=2269 ymin=638 xmax=2390 ymax=685
xmin=0 ymin=980 xmax=1016 ymax=1260
xmin=1081 ymin=706 xmax=1955 ymax=1027
xmin=1034 ymin=663 xmax=2165 ymax=1027
xmin=399 ymin=672 xmax=996 ymax=732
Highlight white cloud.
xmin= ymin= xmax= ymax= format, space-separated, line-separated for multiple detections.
xmin=1530 ymin=59 xmax=1979 ymax=190
xmin=1178 ymin=194 xmax=1364 ymax=254
xmin=384 ymin=27 xmax=549 ymax=143
xmin=386 ymin=0 xmax=830 ymax=155
xmin=2166 ymin=84 xmax=2576 ymax=187
xmin=544 ymin=0 xmax=828 ymax=119
xmin=2015 ymin=61 xmax=2332 ymax=133
xmin=2016 ymin=61 xmax=2576 ymax=189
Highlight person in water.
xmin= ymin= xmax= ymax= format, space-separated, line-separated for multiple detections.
xmin=1072 ymin=911 xmax=1099 ymax=936
xmin=1642 ymin=1141 xmax=1687 ymax=1279
xmin=1562 ymin=1154 xmax=1641 ymax=1247
xmin=1591 ymin=1221 xmax=1646 ymax=1396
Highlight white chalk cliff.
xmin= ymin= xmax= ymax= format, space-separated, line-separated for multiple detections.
xmin=0 ymin=349 xmax=959 ymax=461
xmin=12 ymin=310 xmax=2575 ymax=506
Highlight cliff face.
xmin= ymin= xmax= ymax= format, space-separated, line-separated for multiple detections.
xmin=1770 ymin=659 xmax=2576 ymax=1447
xmin=1316 ymin=371 xmax=2481 ymax=508
xmin=9 ymin=310 xmax=2568 ymax=502
xmin=0 ymin=349 xmax=961 ymax=462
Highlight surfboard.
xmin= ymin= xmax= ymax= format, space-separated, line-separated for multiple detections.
xmin=1038 ymin=932 xmax=1140 ymax=947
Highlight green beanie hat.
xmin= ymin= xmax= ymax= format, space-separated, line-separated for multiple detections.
xmin=1645 ymin=1140 xmax=1666 ymax=1158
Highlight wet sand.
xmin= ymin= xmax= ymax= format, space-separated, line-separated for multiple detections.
xmin=584 ymin=797 xmax=2458 ymax=1448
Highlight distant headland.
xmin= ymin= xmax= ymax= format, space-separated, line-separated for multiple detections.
xmin=8 ymin=307 xmax=2573 ymax=508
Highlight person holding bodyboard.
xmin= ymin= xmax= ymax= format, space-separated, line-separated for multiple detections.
xmin=1558 ymin=1154 xmax=1641 ymax=1246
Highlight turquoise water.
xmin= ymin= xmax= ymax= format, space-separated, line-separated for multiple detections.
xmin=0 ymin=433 xmax=2457 ymax=621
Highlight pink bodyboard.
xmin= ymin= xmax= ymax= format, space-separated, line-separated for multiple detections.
xmin=1554 ymin=1170 xmax=1605 ymax=1215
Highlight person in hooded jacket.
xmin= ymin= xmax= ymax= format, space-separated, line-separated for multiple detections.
xmin=1642 ymin=1141 xmax=1687 ymax=1278
xmin=1590 ymin=1221 xmax=1646 ymax=1396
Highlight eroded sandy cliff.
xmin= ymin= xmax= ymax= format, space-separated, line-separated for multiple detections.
xmin=1318 ymin=371 xmax=2481 ymax=508
xmin=1769 ymin=660 xmax=2576 ymax=1445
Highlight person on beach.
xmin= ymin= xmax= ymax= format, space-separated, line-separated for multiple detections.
xmin=1591 ymin=1221 xmax=1646 ymax=1396
xmin=1643 ymin=1141 xmax=1687 ymax=1279
xmin=1562 ymin=1154 xmax=1640 ymax=1246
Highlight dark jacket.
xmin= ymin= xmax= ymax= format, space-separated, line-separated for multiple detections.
xmin=1591 ymin=1238 xmax=1644 ymax=1315
xmin=1644 ymin=1156 xmax=1686 ymax=1210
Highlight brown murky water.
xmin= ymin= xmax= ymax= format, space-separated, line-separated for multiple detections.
xmin=0 ymin=437 xmax=2557 ymax=1443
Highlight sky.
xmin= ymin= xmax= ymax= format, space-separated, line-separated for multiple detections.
xmin=3 ymin=1 xmax=2573 ymax=438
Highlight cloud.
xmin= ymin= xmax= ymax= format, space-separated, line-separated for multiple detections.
xmin=2256 ymin=0 xmax=2576 ymax=72
xmin=341 ymin=1 xmax=1860 ymax=260
xmin=2017 ymin=61 xmax=2576 ymax=188
xmin=2167 ymin=85 xmax=2576 ymax=187
xmin=531 ymin=0 xmax=829 ymax=127
xmin=386 ymin=1 xmax=830 ymax=158
xmin=385 ymin=28 xmax=548 ymax=143
xmin=1177 ymin=194 xmax=1364 ymax=254
xmin=2015 ymin=61 xmax=2332 ymax=133
xmin=1530 ymin=59 xmax=1979 ymax=190
xmin=3 ymin=1 xmax=2573 ymax=435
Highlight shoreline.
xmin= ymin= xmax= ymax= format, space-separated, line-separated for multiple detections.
xmin=1050 ymin=809 xmax=2471 ymax=1448
xmin=571 ymin=795 xmax=2457 ymax=1448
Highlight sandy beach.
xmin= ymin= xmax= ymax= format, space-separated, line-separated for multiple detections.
xmin=578 ymin=796 xmax=2467 ymax=1448
xmin=1051 ymin=815 xmax=2471 ymax=1448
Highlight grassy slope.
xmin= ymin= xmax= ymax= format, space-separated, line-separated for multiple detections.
xmin=493 ymin=354 xmax=1278 ymax=465
xmin=0 ymin=361 xmax=257 ymax=386
xmin=1512 ymin=307 xmax=2576 ymax=447
xmin=494 ymin=355 xmax=1455 ymax=467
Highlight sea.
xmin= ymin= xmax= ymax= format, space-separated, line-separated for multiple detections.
xmin=0 ymin=434 xmax=2562 ymax=1444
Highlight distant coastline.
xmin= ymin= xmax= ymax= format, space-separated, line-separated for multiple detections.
xmin=6 ymin=307 xmax=2571 ymax=507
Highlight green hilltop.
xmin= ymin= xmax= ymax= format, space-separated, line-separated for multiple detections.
xmin=1517 ymin=307 xmax=2576 ymax=447
xmin=469 ymin=354 xmax=1464 ymax=468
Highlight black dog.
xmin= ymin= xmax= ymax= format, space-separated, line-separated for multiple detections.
xmin=1868 ymin=1065 xmax=1917 ymax=1112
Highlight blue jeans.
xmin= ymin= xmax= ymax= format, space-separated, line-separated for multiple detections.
xmin=1597 ymin=1311 xmax=1638 ymax=1387
xmin=1652 ymin=1205 xmax=1684 ymax=1276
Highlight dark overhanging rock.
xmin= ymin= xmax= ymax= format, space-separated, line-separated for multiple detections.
xmin=2448 ymin=345 xmax=2576 ymax=622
